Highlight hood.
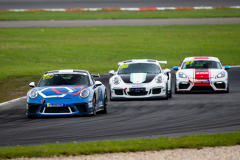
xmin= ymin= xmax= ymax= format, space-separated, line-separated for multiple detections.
xmin=180 ymin=69 xmax=224 ymax=79
xmin=119 ymin=73 xmax=157 ymax=83
xmin=34 ymin=85 xmax=88 ymax=99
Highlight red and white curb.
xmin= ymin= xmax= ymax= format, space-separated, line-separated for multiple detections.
xmin=0 ymin=6 xmax=240 ymax=12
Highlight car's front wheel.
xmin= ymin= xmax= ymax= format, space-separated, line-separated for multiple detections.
xmin=163 ymin=83 xmax=169 ymax=100
xmin=175 ymin=82 xmax=180 ymax=94
xmin=91 ymin=95 xmax=97 ymax=116
xmin=102 ymin=91 xmax=108 ymax=114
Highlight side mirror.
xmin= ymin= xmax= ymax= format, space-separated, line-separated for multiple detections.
xmin=180 ymin=62 xmax=183 ymax=66
xmin=173 ymin=66 xmax=179 ymax=71
xmin=109 ymin=70 xmax=115 ymax=75
xmin=225 ymin=65 xmax=230 ymax=70
xmin=94 ymin=81 xmax=102 ymax=87
xmin=29 ymin=82 xmax=35 ymax=88
xmin=163 ymin=69 xmax=171 ymax=73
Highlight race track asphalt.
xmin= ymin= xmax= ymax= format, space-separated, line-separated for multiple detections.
xmin=0 ymin=68 xmax=239 ymax=147
xmin=1 ymin=18 xmax=240 ymax=28
xmin=0 ymin=0 xmax=239 ymax=9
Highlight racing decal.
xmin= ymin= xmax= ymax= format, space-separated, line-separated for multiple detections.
xmin=120 ymin=64 xmax=129 ymax=69
xmin=43 ymin=74 xmax=54 ymax=80
xmin=130 ymin=73 xmax=146 ymax=83
xmin=47 ymin=103 xmax=66 ymax=107
xmin=120 ymin=74 xmax=156 ymax=83
xmin=38 ymin=86 xmax=85 ymax=98
xmin=194 ymin=57 xmax=209 ymax=59
xmin=194 ymin=79 xmax=209 ymax=83
xmin=193 ymin=69 xmax=210 ymax=86
xmin=185 ymin=61 xmax=194 ymax=65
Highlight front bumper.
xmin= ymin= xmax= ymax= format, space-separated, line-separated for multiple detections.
xmin=110 ymin=82 xmax=168 ymax=99
xmin=176 ymin=77 xmax=228 ymax=92
xmin=26 ymin=98 xmax=94 ymax=116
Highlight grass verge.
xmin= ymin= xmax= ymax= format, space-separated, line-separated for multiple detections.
xmin=0 ymin=9 xmax=240 ymax=20
xmin=0 ymin=131 xmax=240 ymax=159
xmin=0 ymin=25 xmax=240 ymax=102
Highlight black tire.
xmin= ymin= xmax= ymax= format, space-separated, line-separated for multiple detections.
xmin=163 ymin=83 xmax=169 ymax=100
xmin=102 ymin=91 xmax=108 ymax=114
xmin=27 ymin=115 xmax=37 ymax=119
xmin=175 ymin=82 xmax=180 ymax=94
xmin=169 ymin=80 xmax=172 ymax=98
xmin=109 ymin=87 xmax=115 ymax=101
xmin=92 ymin=96 xmax=97 ymax=116
xmin=224 ymin=83 xmax=229 ymax=93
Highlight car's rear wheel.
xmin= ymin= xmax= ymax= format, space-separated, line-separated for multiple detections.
xmin=92 ymin=96 xmax=97 ymax=116
xmin=102 ymin=91 xmax=108 ymax=114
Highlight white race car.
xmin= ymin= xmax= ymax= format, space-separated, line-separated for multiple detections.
xmin=173 ymin=57 xmax=230 ymax=93
xmin=109 ymin=59 xmax=172 ymax=100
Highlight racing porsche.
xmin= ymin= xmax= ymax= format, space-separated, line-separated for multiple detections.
xmin=173 ymin=57 xmax=230 ymax=93
xmin=27 ymin=70 xmax=108 ymax=118
xmin=109 ymin=59 xmax=172 ymax=100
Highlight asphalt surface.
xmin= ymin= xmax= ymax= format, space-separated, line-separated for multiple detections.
xmin=1 ymin=18 xmax=240 ymax=28
xmin=0 ymin=68 xmax=239 ymax=147
xmin=0 ymin=0 xmax=239 ymax=9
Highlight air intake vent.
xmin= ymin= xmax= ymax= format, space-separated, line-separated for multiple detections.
xmin=152 ymin=88 xmax=161 ymax=94
xmin=28 ymin=104 xmax=40 ymax=113
xmin=75 ymin=103 xmax=88 ymax=112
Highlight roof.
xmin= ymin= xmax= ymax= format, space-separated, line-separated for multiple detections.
xmin=183 ymin=57 xmax=220 ymax=62
xmin=45 ymin=69 xmax=88 ymax=74
xmin=118 ymin=59 xmax=167 ymax=65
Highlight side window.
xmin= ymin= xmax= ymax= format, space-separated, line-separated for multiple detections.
xmin=91 ymin=76 xmax=95 ymax=85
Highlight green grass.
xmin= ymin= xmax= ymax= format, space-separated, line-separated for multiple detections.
xmin=0 ymin=25 xmax=240 ymax=102
xmin=0 ymin=9 xmax=240 ymax=20
xmin=0 ymin=131 xmax=240 ymax=159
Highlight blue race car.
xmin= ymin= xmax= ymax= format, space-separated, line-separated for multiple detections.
xmin=27 ymin=70 xmax=108 ymax=118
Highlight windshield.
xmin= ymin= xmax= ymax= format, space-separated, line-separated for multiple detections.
xmin=38 ymin=73 xmax=90 ymax=86
xmin=182 ymin=60 xmax=222 ymax=69
xmin=118 ymin=63 xmax=161 ymax=74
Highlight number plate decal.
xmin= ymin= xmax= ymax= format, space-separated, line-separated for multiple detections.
xmin=47 ymin=103 xmax=66 ymax=107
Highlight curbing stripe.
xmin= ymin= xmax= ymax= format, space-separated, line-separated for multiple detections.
xmin=0 ymin=96 xmax=26 ymax=106
xmin=1 ymin=6 xmax=240 ymax=12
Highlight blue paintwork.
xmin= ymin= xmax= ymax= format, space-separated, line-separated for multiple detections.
xmin=225 ymin=65 xmax=230 ymax=70
xmin=173 ymin=66 xmax=179 ymax=70
xmin=27 ymin=84 xmax=106 ymax=116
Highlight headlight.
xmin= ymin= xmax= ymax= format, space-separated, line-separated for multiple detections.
xmin=155 ymin=75 xmax=164 ymax=83
xmin=29 ymin=89 xmax=38 ymax=99
xmin=179 ymin=72 xmax=187 ymax=78
xmin=112 ymin=76 xmax=121 ymax=85
xmin=217 ymin=71 xmax=225 ymax=78
xmin=79 ymin=89 xmax=90 ymax=98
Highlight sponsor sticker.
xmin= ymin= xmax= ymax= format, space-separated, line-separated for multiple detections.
xmin=194 ymin=79 xmax=209 ymax=83
xmin=132 ymin=85 xmax=143 ymax=87
xmin=129 ymin=88 xmax=145 ymax=92
xmin=43 ymin=74 xmax=54 ymax=80
xmin=196 ymin=72 xmax=208 ymax=75
xmin=120 ymin=63 xmax=129 ymax=69
xmin=47 ymin=103 xmax=66 ymax=107
xmin=185 ymin=61 xmax=194 ymax=65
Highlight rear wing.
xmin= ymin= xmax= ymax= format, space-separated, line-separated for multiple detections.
xmin=91 ymin=74 xmax=100 ymax=78
xmin=158 ymin=61 xmax=167 ymax=64
xmin=118 ymin=62 xmax=123 ymax=65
